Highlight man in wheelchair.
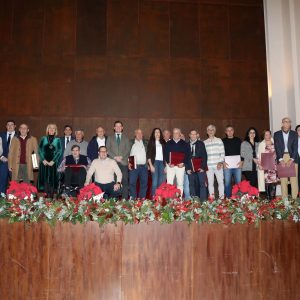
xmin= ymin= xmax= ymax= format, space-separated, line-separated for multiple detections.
xmin=58 ymin=145 xmax=91 ymax=197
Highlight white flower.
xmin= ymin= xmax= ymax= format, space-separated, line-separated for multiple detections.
xmin=293 ymin=214 xmax=299 ymax=222
xmin=0 ymin=192 xmax=6 ymax=198
xmin=276 ymin=213 xmax=282 ymax=219
xmin=8 ymin=194 xmax=16 ymax=200
xmin=93 ymin=192 xmax=104 ymax=203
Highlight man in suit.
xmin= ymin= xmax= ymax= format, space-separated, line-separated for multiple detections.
xmin=59 ymin=125 xmax=74 ymax=163
xmin=274 ymin=117 xmax=298 ymax=199
xmin=87 ymin=126 xmax=107 ymax=161
xmin=0 ymin=120 xmax=17 ymax=193
xmin=186 ymin=129 xmax=208 ymax=201
xmin=106 ymin=121 xmax=131 ymax=199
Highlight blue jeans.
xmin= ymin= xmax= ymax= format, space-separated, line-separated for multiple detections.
xmin=129 ymin=165 xmax=148 ymax=199
xmin=188 ymin=172 xmax=207 ymax=201
xmin=151 ymin=160 xmax=165 ymax=197
xmin=183 ymin=173 xmax=191 ymax=200
xmin=224 ymin=168 xmax=242 ymax=197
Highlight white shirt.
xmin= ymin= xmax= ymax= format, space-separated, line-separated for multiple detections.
xmin=97 ymin=137 xmax=106 ymax=148
xmin=7 ymin=131 xmax=15 ymax=141
xmin=64 ymin=136 xmax=71 ymax=148
xmin=282 ymin=131 xmax=289 ymax=152
xmin=190 ymin=140 xmax=197 ymax=156
xmin=130 ymin=139 xmax=146 ymax=165
xmin=155 ymin=140 xmax=163 ymax=161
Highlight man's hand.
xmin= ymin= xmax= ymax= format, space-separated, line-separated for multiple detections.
xmin=178 ymin=163 xmax=184 ymax=168
xmin=169 ymin=164 xmax=175 ymax=168
xmin=150 ymin=165 xmax=155 ymax=173
xmin=253 ymin=158 xmax=258 ymax=165
xmin=237 ymin=161 xmax=243 ymax=168
xmin=217 ymin=162 xmax=223 ymax=170
xmin=280 ymin=160 xmax=286 ymax=167
xmin=113 ymin=183 xmax=121 ymax=191
xmin=84 ymin=182 xmax=89 ymax=186
xmin=187 ymin=170 xmax=192 ymax=175
xmin=223 ymin=162 xmax=229 ymax=169
xmin=0 ymin=156 xmax=8 ymax=162
xmin=128 ymin=164 xmax=132 ymax=170
xmin=286 ymin=159 xmax=293 ymax=167
xmin=114 ymin=156 xmax=122 ymax=162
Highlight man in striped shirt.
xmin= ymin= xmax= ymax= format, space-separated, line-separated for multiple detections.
xmin=204 ymin=124 xmax=225 ymax=199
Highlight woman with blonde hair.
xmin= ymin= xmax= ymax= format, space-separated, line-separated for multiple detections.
xmin=38 ymin=124 xmax=62 ymax=198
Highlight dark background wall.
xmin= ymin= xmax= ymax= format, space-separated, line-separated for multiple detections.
xmin=0 ymin=0 xmax=269 ymax=140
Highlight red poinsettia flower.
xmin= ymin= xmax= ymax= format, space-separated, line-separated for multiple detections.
xmin=239 ymin=180 xmax=251 ymax=193
xmin=231 ymin=184 xmax=239 ymax=196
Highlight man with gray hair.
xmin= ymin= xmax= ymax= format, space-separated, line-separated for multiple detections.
xmin=64 ymin=129 xmax=88 ymax=157
xmin=164 ymin=128 xmax=191 ymax=196
xmin=204 ymin=124 xmax=225 ymax=199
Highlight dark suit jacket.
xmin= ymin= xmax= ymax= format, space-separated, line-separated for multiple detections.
xmin=87 ymin=136 xmax=107 ymax=161
xmin=106 ymin=133 xmax=131 ymax=166
xmin=0 ymin=131 xmax=18 ymax=158
xmin=59 ymin=136 xmax=75 ymax=163
xmin=274 ymin=130 xmax=298 ymax=161
xmin=146 ymin=140 xmax=166 ymax=165
xmin=190 ymin=140 xmax=208 ymax=170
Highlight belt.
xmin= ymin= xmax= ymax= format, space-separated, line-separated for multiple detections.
xmin=136 ymin=164 xmax=146 ymax=167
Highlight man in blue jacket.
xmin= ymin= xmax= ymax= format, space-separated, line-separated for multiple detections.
xmin=87 ymin=126 xmax=107 ymax=161
xmin=164 ymin=128 xmax=191 ymax=196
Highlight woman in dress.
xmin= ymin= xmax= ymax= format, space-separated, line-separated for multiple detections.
xmin=146 ymin=128 xmax=166 ymax=198
xmin=38 ymin=124 xmax=62 ymax=198
xmin=257 ymin=130 xmax=278 ymax=200
xmin=241 ymin=127 xmax=260 ymax=187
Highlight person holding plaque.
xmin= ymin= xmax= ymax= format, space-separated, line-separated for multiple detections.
xmin=222 ymin=125 xmax=243 ymax=198
xmin=147 ymin=128 xmax=166 ymax=198
xmin=128 ymin=129 xmax=148 ymax=199
xmin=8 ymin=124 xmax=39 ymax=184
xmin=164 ymin=128 xmax=191 ymax=195
xmin=257 ymin=130 xmax=278 ymax=200
xmin=38 ymin=124 xmax=62 ymax=198
xmin=241 ymin=127 xmax=259 ymax=188
xmin=186 ymin=129 xmax=208 ymax=201
xmin=274 ymin=117 xmax=298 ymax=199
xmin=204 ymin=125 xmax=225 ymax=200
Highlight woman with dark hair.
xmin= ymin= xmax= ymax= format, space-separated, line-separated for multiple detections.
xmin=241 ymin=127 xmax=260 ymax=187
xmin=295 ymin=125 xmax=300 ymax=196
xmin=146 ymin=128 xmax=166 ymax=197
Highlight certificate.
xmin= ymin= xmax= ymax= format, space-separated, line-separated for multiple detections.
xmin=224 ymin=155 xmax=241 ymax=169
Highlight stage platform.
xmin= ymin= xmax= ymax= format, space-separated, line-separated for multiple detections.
xmin=0 ymin=220 xmax=299 ymax=299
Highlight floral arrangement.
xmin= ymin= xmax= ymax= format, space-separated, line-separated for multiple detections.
xmin=0 ymin=181 xmax=299 ymax=226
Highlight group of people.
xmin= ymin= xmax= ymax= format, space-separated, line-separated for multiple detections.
xmin=0 ymin=117 xmax=299 ymax=201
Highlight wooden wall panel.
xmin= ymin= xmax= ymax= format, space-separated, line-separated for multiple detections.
xmin=0 ymin=221 xmax=299 ymax=299
xmin=0 ymin=0 xmax=269 ymax=140
xmin=76 ymin=0 xmax=107 ymax=56
xmin=140 ymin=1 xmax=170 ymax=57
xmin=199 ymin=4 xmax=229 ymax=59
xmin=170 ymin=2 xmax=199 ymax=58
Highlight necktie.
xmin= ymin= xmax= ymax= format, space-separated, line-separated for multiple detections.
xmin=67 ymin=137 xmax=70 ymax=144
xmin=7 ymin=134 xmax=11 ymax=147
xmin=116 ymin=134 xmax=121 ymax=146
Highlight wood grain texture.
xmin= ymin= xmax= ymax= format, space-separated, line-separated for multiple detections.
xmin=0 ymin=221 xmax=299 ymax=299
xmin=0 ymin=0 xmax=269 ymax=141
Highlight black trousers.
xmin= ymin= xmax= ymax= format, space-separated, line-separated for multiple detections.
xmin=243 ymin=171 xmax=258 ymax=188
xmin=64 ymin=167 xmax=86 ymax=189
xmin=95 ymin=181 xmax=122 ymax=199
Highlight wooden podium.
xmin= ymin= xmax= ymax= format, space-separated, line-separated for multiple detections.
xmin=0 ymin=220 xmax=299 ymax=299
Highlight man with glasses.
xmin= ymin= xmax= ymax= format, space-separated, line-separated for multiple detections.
xmin=85 ymin=146 xmax=122 ymax=199
xmin=274 ymin=117 xmax=298 ymax=199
